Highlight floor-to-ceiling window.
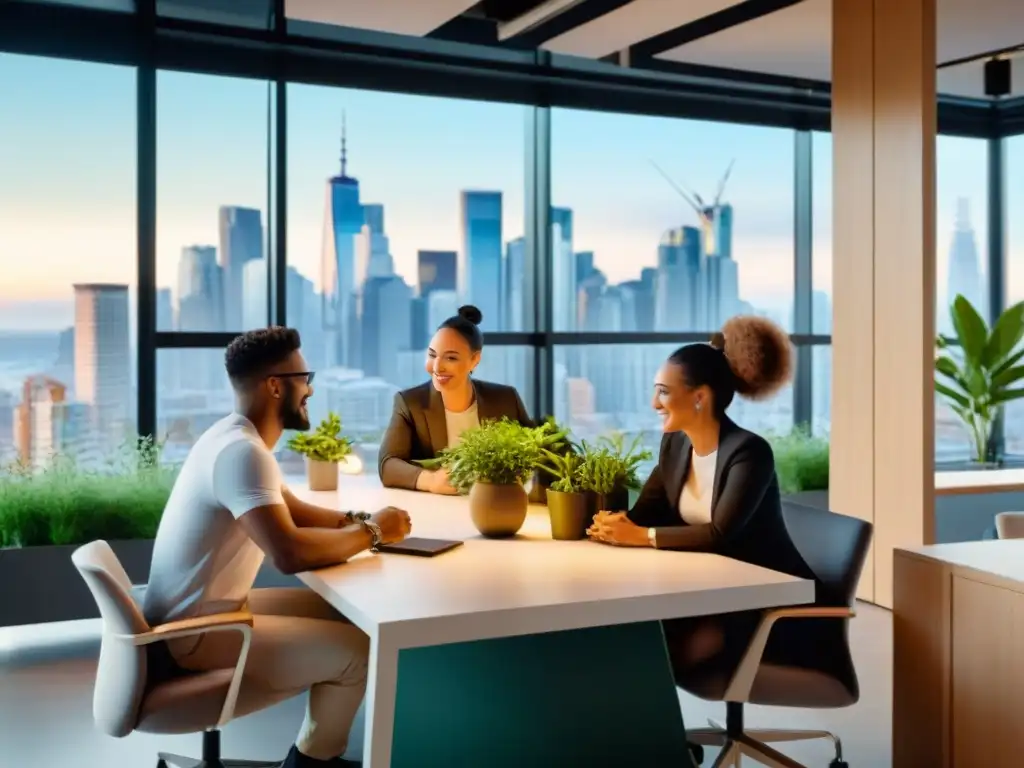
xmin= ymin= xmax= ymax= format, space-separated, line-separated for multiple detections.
xmin=0 ymin=53 xmax=137 ymax=469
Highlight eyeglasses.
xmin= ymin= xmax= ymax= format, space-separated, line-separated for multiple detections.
xmin=269 ymin=371 xmax=315 ymax=385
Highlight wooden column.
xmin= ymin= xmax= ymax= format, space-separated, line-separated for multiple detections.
xmin=831 ymin=0 xmax=936 ymax=607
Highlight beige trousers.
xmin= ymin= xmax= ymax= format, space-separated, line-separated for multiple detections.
xmin=170 ymin=587 xmax=370 ymax=760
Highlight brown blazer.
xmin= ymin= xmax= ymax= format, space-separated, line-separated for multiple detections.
xmin=377 ymin=379 xmax=534 ymax=489
xmin=627 ymin=416 xmax=811 ymax=579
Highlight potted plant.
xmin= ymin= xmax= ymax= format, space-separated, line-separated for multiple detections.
xmin=587 ymin=432 xmax=652 ymax=511
xmin=770 ymin=426 xmax=830 ymax=509
xmin=286 ymin=412 xmax=353 ymax=492
xmin=527 ymin=417 xmax=574 ymax=504
xmin=540 ymin=450 xmax=592 ymax=540
xmin=935 ymin=295 xmax=1024 ymax=466
xmin=437 ymin=417 xmax=543 ymax=538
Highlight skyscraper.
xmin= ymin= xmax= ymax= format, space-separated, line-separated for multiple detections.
xmin=459 ymin=191 xmax=502 ymax=330
xmin=551 ymin=207 xmax=577 ymax=331
xmin=73 ymin=283 xmax=131 ymax=444
xmin=360 ymin=275 xmax=412 ymax=383
xmin=417 ymin=250 xmax=457 ymax=298
xmin=504 ymin=238 xmax=526 ymax=332
xmin=177 ymin=245 xmax=222 ymax=331
xmin=320 ymin=114 xmax=364 ymax=368
xmin=943 ymin=197 xmax=985 ymax=334
xmin=219 ymin=206 xmax=263 ymax=330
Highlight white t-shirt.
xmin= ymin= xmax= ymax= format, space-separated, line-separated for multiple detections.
xmin=678 ymin=448 xmax=718 ymax=525
xmin=445 ymin=401 xmax=480 ymax=448
xmin=143 ymin=413 xmax=285 ymax=624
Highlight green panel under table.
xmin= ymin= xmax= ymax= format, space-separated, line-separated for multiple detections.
xmin=391 ymin=620 xmax=695 ymax=767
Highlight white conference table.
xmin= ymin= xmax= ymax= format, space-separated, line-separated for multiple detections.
xmin=292 ymin=475 xmax=814 ymax=768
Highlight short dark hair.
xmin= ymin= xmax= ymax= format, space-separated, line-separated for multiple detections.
xmin=668 ymin=315 xmax=793 ymax=417
xmin=224 ymin=326 xmax=302 ymax=388
xmin=437 ymin=304 xmax=484 ymax=353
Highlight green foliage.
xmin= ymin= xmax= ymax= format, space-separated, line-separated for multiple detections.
xmin=935 ymin=295 xmax=1024 ymax=463
xmin=286 ymin=412 xmax=353 ymax=463
xmin=594 ymin=431 xmax=652 ymax=490
xmin=436 ymin=418 xmax=544 ymax=492
xmin=0 ymin=436 xmax=177 ymax=548
xmin=770 ymin=427 xmax=829 ymax=494
xmin=540 ymin=449 xmax=586 ymax=493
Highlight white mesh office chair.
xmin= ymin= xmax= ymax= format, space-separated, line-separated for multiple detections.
xmin=72 ymin=539 xmax=280 ymax=768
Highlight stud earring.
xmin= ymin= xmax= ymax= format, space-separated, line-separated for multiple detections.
xmin=695 ymin=401 xmax=702 ymax=412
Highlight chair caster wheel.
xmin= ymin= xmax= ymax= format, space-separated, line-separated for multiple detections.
xmin=688 ymin=742 xmax=704 ymax=765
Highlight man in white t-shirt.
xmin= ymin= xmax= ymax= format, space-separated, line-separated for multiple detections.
xmin=144 ymin=327 xmax=412 ymax=768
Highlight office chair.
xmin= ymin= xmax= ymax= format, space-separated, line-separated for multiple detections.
xmin=995 ymin=511 xmax=1024 ymax=539
xmin=678 ymin=501 xmax=873 ymax=768
xmin=72 ymin=540 xmax=280 ymax=768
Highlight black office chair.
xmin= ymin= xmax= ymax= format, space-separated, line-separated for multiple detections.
xmin=677 ymin=501 xmax=873 ymax=768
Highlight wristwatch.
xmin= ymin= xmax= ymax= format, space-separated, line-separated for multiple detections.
xmin=647 ymin=527 xmax=657 ymax=549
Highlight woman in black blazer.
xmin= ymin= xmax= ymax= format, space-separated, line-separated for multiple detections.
xmin=378 ymin=305 xmax=533 ymax=494
xmin=587 ymin=315 xmax=814 ymax=667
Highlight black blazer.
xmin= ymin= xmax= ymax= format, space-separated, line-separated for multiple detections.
xmin=378 ymin=379 xmax=534 ymax=489
xmin=627 ymin=416 xmax=810 ymax=578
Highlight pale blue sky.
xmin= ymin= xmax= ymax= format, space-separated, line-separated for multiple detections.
xmin=0 ymin=52 xmax=1018 ymax=330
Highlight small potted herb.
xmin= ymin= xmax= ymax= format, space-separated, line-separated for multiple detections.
xmin=540 ymin=450 xmax=592 ymax=540
xmin=436 ymin=418 xmax=543 ymax=538
xmin=590 ymin=432 xmax=652 ymax=511
xmin=527 ymin=417 xmax=574 ymax=504
xmin=286 ymin=412 xmax=353 ymax=492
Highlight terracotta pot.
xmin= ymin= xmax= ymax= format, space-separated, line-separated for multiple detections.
xmin=306 ymin=458 xmax=338 ymax=492
xmin=545 ymin=489 xmax=595 ymax=541
xmin=469 ymin=481 xmax=528 ymax=538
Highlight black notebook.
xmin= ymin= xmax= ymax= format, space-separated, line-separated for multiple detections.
xmin=377 ymin=537 xmax=464 ymax=557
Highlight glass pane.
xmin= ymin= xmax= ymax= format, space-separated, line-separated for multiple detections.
xmin=1004 ymin=137 xmax=1024 ymax=458
xmin=552 ymin=343 xmax=794 ymax=477
xmin=810 ymin=344 xmax=831 ymax=438
xmin=157 ymin=71 xmax=270 ymax=332
xmin=158 ymin=346 xmax=535 ymax=474
xmin=811 ymin=131 xmax=832 ymax=334
xmin=285 ymin=83 xmax=529 ymax=384
xmin=0 ymin=54 xmax=137 ymax=468
xmin=551 ymin=109 xmax=795 ymax=333
xmin=812 ymin=133 xmax=987 ymax=462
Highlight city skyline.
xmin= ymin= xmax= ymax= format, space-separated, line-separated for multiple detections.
xmin=3 ymin=55 xmax=1016 ymax=333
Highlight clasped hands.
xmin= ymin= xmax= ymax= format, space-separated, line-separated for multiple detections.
xmin=586 ymin=510 xmax=649 ymax=547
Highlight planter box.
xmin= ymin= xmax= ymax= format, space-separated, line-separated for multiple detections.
xmin=0 ymin=539 xmax=298 ymax=628
xmin=784 ymin=490 xmax=829 ymax=510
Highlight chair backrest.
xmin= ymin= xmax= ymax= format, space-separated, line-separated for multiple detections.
xmin=71 ymin=540 xmax=151 ymax=738
xmin=781 ymin=500 xmax=874 ymax=607
xmin=996 ymin=512 xmax=1024 ymax=539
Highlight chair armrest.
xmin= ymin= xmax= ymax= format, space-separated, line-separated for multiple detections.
xmin=129 ymin=611 xmax=255 ymax=645
xmin=120 ymin=610 xmax=255 ymax=729
xmin=723 ymin=606 xmax=855 ymax=702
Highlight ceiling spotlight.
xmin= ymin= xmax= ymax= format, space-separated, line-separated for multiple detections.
xmin=984 ymin=57 xmax=1011 ymax=98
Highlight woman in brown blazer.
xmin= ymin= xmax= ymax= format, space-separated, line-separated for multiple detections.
xmin=377 ymin=305 xmax=533 ymax=494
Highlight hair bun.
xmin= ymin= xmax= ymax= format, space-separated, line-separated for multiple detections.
xmin=719 ymin=315 xmax=794 ymax=401
xmin=457 ymin=305 xmax=483 ymax=326
xmin=709 ymin=332 xmax=726 ymax=350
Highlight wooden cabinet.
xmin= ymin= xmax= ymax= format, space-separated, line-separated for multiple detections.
xmin=894 ymin=541 xmax=1024 ymax=767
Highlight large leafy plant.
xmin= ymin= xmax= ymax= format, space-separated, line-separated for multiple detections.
xmin=935 ymin=295 xmax=1024 ymax=464
xmin=437 ymin=418 xmax=544 ymax=493
xmin=287 ymin=412 xmax=353 ymax=463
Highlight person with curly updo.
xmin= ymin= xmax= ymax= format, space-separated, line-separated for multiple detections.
xmin=588 ymin=315 xmax=821 ymax=692
xmin=378 ymin=305 xmax=534 ymax=494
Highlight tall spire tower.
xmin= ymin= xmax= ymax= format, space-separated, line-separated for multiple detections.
xmin=340 ymin=110 xmax=348 ymax=178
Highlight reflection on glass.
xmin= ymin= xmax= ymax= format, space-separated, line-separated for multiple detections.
xmin=552 ymin=109 xmax=795 ymax=333
xmin=157 ymin=71 xmax=270 ymax=333
xmin=0 ymin=54 xmax=137 ymax=468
